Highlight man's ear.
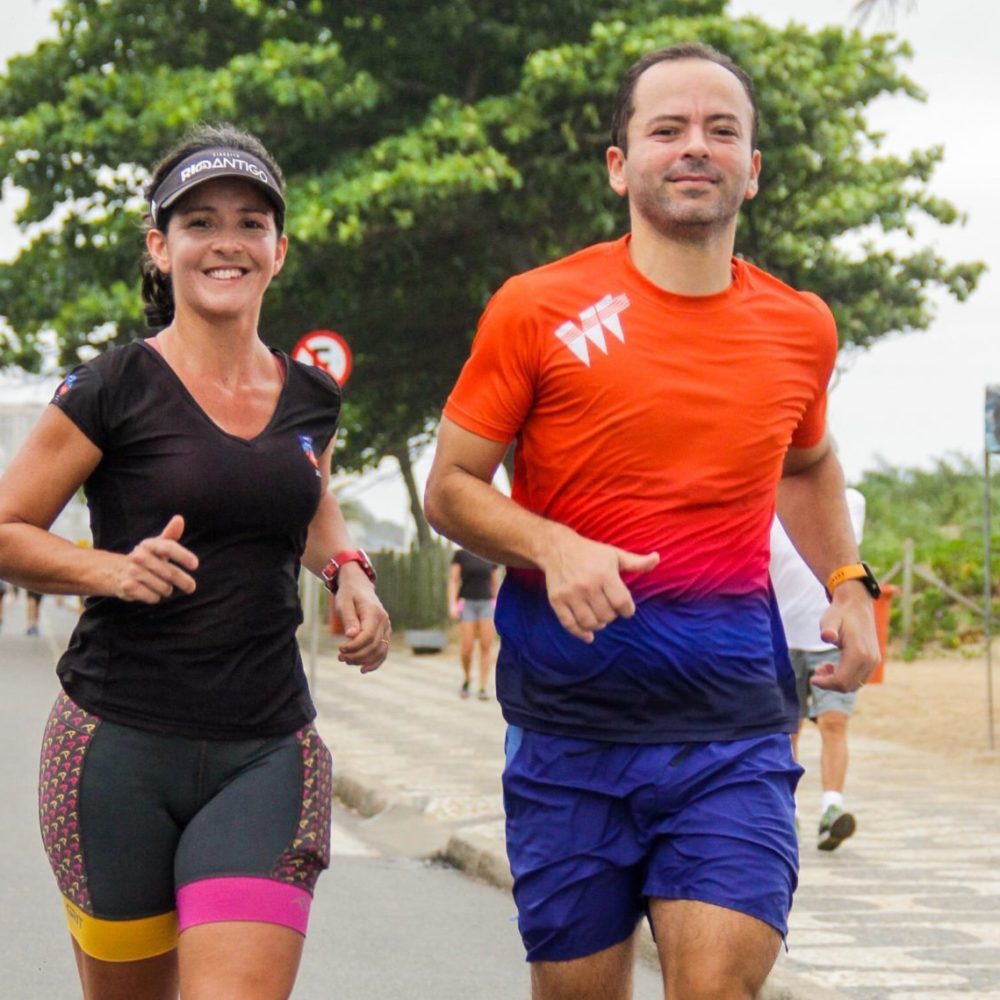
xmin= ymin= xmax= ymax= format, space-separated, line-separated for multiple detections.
xmin=744 ymin=149 xmax=762 ymax=201
xmin=606 ymin=145 xmax=629 ymax=197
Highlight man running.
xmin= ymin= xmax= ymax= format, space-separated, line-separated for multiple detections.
xmin=425 ymin=42 xmax=881 ymax=1000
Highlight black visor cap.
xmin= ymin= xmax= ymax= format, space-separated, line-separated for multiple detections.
xmin=149 ymin=148 xmax=285 ymax=227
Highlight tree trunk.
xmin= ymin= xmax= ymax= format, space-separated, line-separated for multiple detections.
xmin=392 ymin=444 xmax=432 ymax=549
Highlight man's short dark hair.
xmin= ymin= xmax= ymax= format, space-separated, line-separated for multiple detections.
xmin=610 ymin=42 xmax=759 ymax=153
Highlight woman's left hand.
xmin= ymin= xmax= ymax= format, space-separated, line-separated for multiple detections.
xmin=334 ymin=563 xmax=391 ymax=672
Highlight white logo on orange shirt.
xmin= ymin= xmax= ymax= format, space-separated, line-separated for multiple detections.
xmin=554 ymin=293 xmax=631 ymax=367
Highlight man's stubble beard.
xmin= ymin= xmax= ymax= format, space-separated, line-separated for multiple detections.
xmin=632 ymin=180 xmax=746 ymax=245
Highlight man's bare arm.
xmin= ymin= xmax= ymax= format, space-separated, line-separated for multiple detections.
xmin=779 ymin=436 xmax=859 ymax=582
xmin=424 ymin=417 xmax=658 ymax=642
xmin=778 ymin=435 xmax=879 ymax=691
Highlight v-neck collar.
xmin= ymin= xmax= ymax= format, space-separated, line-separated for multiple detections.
xmin=139 ymin=339 xmax=289 ymax=445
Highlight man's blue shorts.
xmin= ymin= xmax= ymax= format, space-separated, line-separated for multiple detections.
xmin=502 ymin=727 xmax=803 ymax=962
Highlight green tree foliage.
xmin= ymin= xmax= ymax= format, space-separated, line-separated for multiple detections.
xmin=0 ymin=0 xmax=984 ymax=497
xmin=858 ymin=457 xmax=998 ymax=654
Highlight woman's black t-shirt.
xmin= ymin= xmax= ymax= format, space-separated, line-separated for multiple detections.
xmin=51 ymin=341 xmax=340 ymax=739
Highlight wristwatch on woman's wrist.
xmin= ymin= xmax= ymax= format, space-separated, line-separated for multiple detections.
xmin=322 ymin=550 xmax=376 ymax=594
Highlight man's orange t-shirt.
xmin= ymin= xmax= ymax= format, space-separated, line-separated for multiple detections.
xmin=444 ymin=236 xmax=838 ymax=741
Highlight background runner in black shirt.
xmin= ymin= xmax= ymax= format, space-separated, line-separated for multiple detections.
xmin=448 ymin=548 xmax=499 ymax=700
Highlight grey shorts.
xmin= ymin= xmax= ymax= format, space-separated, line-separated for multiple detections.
xmin=459 ymin=598 xmax=493 ymax=623
xmin=790 ymin=648 xmax=856 ymax=720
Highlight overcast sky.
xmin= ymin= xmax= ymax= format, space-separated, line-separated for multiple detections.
xmin=727 ymin=0 xmax=998 ymax=484
xmin=1 ymin=0 xmax=996 ymax=525
xmin=0 ymin=1 xmax=58 ymax=260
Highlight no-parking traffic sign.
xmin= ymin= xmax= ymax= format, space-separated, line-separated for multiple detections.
xmin=291 ymin=329 xmax=353 ymax=386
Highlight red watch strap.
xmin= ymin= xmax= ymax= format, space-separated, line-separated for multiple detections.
xmin=322 ymin=550 xmax=376 ymax=594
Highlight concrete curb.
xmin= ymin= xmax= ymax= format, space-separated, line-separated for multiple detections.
xmin=331 ymin=765 xmax=851 ymax=1000
xmin=332 ymin=770 xmax=392 ymax=819
xmin=444 ymin=828 xmax=514 ymax=891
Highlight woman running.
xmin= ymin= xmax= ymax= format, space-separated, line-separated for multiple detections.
xmin=0 ymin=122 xmax=390 ymax=1000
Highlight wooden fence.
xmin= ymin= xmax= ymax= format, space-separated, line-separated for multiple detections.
xmin=369 ymin=543 xmax=452 ymax=630
xmin=880 ymin=537 xmax=989 ymax=646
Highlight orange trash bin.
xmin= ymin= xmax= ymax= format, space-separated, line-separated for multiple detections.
xmin=329 ymin=593 xmax=344 ymax=635
xmin=868 ymin=584 xmax=899 ymax=684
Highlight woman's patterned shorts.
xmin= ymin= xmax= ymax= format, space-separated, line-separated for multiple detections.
xmin=38 ymin=691 xmax=333 ymax=962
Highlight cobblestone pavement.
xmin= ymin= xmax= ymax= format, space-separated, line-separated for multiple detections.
xmin=311 ymin=640 xmax=1000 ymax=1000
xmin=782 ymin=734 xmax=1000 ymax=999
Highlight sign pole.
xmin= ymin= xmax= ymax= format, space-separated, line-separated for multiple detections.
xmin=305 ymin=571 xmax=320 ymax=692
xmin=291 ymin=327 xmax=352 ymax=692
xmin=984 ymin=384 xmax=999 ymax=752
xmin=985 ymin=448 xmax=995 ymax=752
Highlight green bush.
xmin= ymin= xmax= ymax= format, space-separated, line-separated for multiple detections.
xmin=858 ymin=456 xmax=999 ymax=656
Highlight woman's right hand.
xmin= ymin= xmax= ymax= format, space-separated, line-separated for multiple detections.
xmin=114 ymin=514 xmax=198 ymax=603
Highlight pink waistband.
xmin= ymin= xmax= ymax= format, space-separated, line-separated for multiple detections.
xmin=177 ymin=877 xmax=312 ymax=936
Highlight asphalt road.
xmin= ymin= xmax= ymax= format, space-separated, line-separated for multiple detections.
xmin=0 ymin=595 xmax=664 ymax=999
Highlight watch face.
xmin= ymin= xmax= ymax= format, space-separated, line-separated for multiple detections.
xmin=861 ymin=562 xmax=881 ymax=599
xmin=356 ymin=550 xmax=376 ymax=582
xmin=322 ymin=550 xmax=377 ymax=594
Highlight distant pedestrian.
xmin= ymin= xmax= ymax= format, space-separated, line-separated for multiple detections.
xmin=0 ymin=122 xmax=389 ymax=999
xmin=771 ymin=487 xmax=871 ymax=851
xmin=449 ymin=548 xmax=499 ymax=700
xmin=25 ymin=590 xmax=42 ymax=637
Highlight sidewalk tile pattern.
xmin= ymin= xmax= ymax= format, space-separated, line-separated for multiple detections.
xmin=312 ymin=644 xmax=1000 ymax=1000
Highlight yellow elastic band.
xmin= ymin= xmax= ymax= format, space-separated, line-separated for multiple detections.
xmin=63 ymin=896 xmax=178 ymax=963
